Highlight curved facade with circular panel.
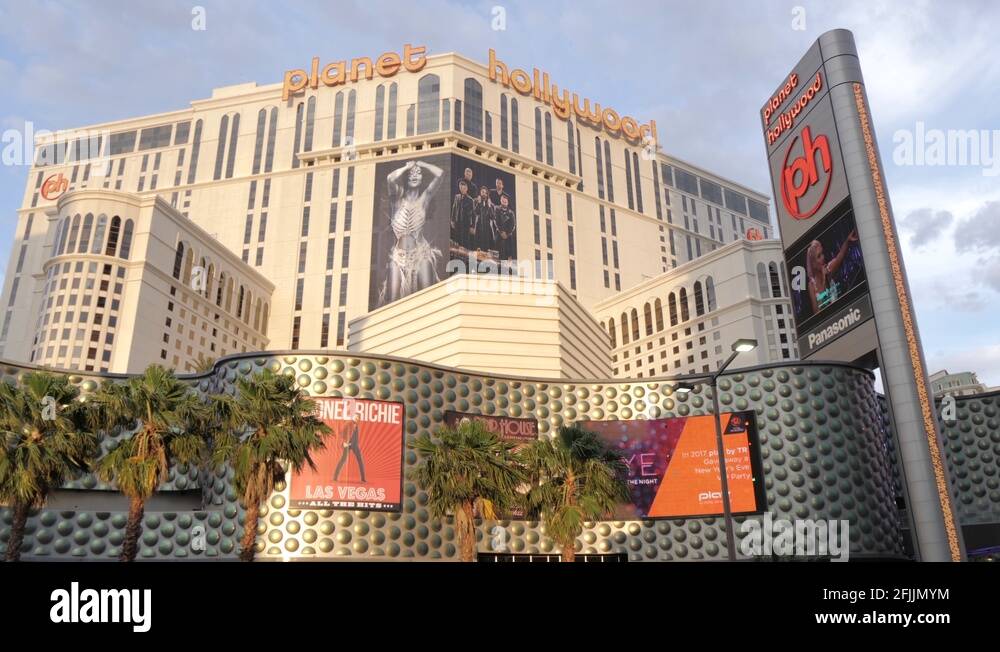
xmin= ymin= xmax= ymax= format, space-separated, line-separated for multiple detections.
xmin=0 ymin=352 xmax=905 ymax=561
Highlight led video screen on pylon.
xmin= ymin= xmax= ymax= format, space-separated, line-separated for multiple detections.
xmin=580 ymin=412 xmax=765 ymax=519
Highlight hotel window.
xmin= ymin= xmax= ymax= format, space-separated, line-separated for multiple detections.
xmin=386 ymin=83 xmax=398 ymax=139
xmin=442 ymin=99 xmax=450 ymax=130
xmin=341 ymin=236 xmax=351 ymax=267
xmin=339 ymin=273 xmax=348 ymax=306
xmin=291 ymin=102 xmax=304 ymax=168
xmin=510 ymin=98 xmax=519 ymax=153
xmin=320 ymin=313 xmax=330 ymax=348
xmin=345 ymin=90 xmax=357 ymax=143
xmin=77 ymin=214 xmax=93 ymax=253
xmin=624 ymin=150 xmax=635 ymax=210
xmin=298 ymin=242 xmax=308 ymax=274
xmin=336 ymin=312 xmax=346 ymax=346
xmin=214 ymin=114 xmax=230 ymax=179
xmin=633 ymin=152 xmax=644 ymax=213
xmin=603 ymin=141 xmax=614 ymax=202
xmin=344 ymin=201 xmax=353 ymax=230
xmin=374 ymin=85 xmax=386 ymax=141
xmin=463 ymin=78 xmax=483 ymax=139
xmin=323 ymin=276 xmax=333 ymax=309
xmin=326 ymin=237 xmax=336 ymax=270
xmin=484 ymin=112 xmax=493 ymax=144
xmin=655 ymin=299 xmax=664 ymax=330
xmin=679 ymin=288 xmax=690 ymax=321
xmin=595 ymin=138 xmax=605 ymax=199
xmin=291 ymin=316 xmax=301 ymax=350
xmin=417 ymin=74 xmax=440 ymax=134
xmin=252 ymin=108 xmax=267 ymax=173
xmin=534 ymin=215 xmax=540 ymax=246
xmin=534 ymin=108 xmax=543 ymax=162
xmin=105 ymin=217 xmax=120 ymax=256
xmin=569 ymin=260 xmax=576 ymax=290
xmin=258 ymin=212 xmax=268 ymax=242
xmin=567 ymin=120 xmax=576 ymax=175
xmin=652 ymin=161 xmax=662 ymax=220
xmin=454 ymin=99 xmax=462 ymax=132
xmin=500 ymin=94 xmax=509 ymax=149
xmin=544 ymin=112 xmax=553 ymax=166
xmin=332 ymin=92 xmax=345 ymax=147
xmin=294 ymin=279 xmax=304 ymax=311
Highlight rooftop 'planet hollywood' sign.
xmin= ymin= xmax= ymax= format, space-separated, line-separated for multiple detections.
xmin=488 ymin=50 xmax=657 ymax=145
xmin=281 ymin=45 xmax=658 ymax=145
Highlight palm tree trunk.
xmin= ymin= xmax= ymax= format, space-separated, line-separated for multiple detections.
xmin=561 ymin=541 xmax=576 ymax=563
xmin=4 ymin=502 xmax=29 ymax=562
xmin=459 ymin=501 xmax=477 ymax=562
xmin=120 ymin=496 xmax=145 ymax=562
xmin=239 ymin=502 xmax=260 ymax=562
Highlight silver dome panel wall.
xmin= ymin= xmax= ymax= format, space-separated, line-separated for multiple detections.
xmin=0 ymin=353 xmax=905 ymax=560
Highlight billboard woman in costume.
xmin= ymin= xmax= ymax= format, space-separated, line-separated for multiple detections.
xmin=379 ymin=160 xmax=444 ymax=304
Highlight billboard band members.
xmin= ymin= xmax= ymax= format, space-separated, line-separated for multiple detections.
xmin=379 ymin=160 xmax=445 ymax=305
xmin=334 ymin=413 xmax=366 ymax=483
xmin=807 ymin=229 xmax=859 ymax=313
xmin=450 ymin=167 xmax=516 ymax=263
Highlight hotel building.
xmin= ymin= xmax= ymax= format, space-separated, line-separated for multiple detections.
xmin=0 ymin=46 xmax=777 ymax=374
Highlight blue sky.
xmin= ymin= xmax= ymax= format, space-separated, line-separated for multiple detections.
xmin=1 ymin=0 xmax=998 ymax=384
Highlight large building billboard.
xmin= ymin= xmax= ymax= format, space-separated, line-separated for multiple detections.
xmin=761 ymin=29 xmax=963 ymax=561
xmin=369 ymin=154 xmax=520 ymax=311
xmin=288 ymin=397 xmax=405 ymax=511
xmin=580 ymin=412 xmax=765 ymax=519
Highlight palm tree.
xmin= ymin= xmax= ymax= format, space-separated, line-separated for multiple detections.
xmin=409 ymin=420 xmax=524 ymax=562
xmin=191 ymin=355 xmax=216 ymax=374
xmin=520 ymin=425 xmax=629 ymax=562
xmin=88 ymin=365 xmax=206 ymax=562
xmin=211 ymin=369 xmax=329 ymax=562
xmin=0 ymin=372 xmax=97 ymax=562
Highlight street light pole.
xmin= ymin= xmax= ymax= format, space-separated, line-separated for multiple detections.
xmin=708 ymin=338 xmax=757 ymax=562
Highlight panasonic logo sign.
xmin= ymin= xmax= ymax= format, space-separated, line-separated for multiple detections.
xmin=808 ymin=308 xmax=862 ymax=348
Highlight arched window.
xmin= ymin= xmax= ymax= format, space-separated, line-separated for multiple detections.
xmin=225 ymin=112 xmax=241 ymax=178
xmin=90 ymin=215 xmax=107 ymax=254
xmin=654 ymin=298 xmax=664 ymax=331
xmin=214 ymin=114 xmax=229 ymax=180
xmin=603 ymin=140 xmax=614 ymax=202
xmin=252 ymin=108 xmax=267 ymax=174
xmin=643 ymin=302 xmax=653 ymax=336
xmin=56 ymin=217 xmax=70 ymax=255
xmin=374 ymin=84 xmax=385 ymax=141
xmin=500 ymin=94 xmax=509 ymax=149
xmin=216 ymin=272 xmax=226 ymax=306
xmin=206 ymin=263 xmax=215 ymax=298
xmin=186 ymin=119 xmax=203 ymax=184
xmin=510 ymin=98 xmax=519 ymax=153
xmin=621 ymin=313 xmax=629 ymax=345
xmin=182 ymin=245 xmax=193 ymax=283
xmin=345 ymin=90 xmax=357 ymax=142
xmin=484 ymin=112 xmax=492 ymax=144
xmin=172 ymin=242 xmax=185 ymax=280
xmin=237 ymin=286 xmax=245 ymax=320
xmin=225 ymin=277 xmax=234 ymax=313
xmin=253 ymin=298 xmax=262 ymax=331
xmin=119 ymin=219 xmax=134 ymax=260
xmin=624 ymin=150 xmax=635 ymax=210
xmin=105 ymin=216 xmax=121 ymax=256
xmin=463 ymin=78 xmax=483 ymax=139
xmin=779 ymin=263 xmax=789 ymax=297
xmin=706 ymin=277 xmax=716 ymax=312
xmin=386 ymin=83 xmax=398 ymax=139
xmin=332 ymin=91 xmax=345 ymax=147
xmin=595 ymin=137 xmax=605 ymax=199
xmin=243 ymin=289 xmax=252 ymax=323
xmin=544 ymin=112 xmax=553 ymax=165
xmin=265 ymin=108 xmax=277 ymax=173
xmin=609 ymin=319 xmax=617 ymax=348
xmin=534 ymin=108 xmax=543 ymax=162
xmin=567 ymin=120 xmax=576 ymax=174
xmin=633 ymin=151 xmax=644 ymax=213
xmin=77 ymin=214 xmax=93 ymax=253
xmin=417 ymin=74 xmax=440 ymax=134
xmin=668 ymin=292 xmax=678 ymax=326
xmin=630 ymin=308 xmax=640 ymax=342
xmin=757 ymin=262 xmax=769 ymax=299
xmin=769 ymin=262 xmax=782 ymax=298
xmin=694 ymin=281 xmax=705 ymax=316
xmin=679 ymin=288 xmax=690 ymax=322
xmin=66 ymin=214 xmax=81 ymax=253
xmin=261 ymin=303 xmax=269 ymax=336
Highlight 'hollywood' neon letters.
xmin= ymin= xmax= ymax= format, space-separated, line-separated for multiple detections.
xmin=488 ymin=50 xmax=658 ymax=146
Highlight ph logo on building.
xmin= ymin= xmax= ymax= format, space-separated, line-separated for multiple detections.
xmin=780 ymin=126 xmax=832 ymax=220
xmin=40 ymin=173 xmax=68 ymax=200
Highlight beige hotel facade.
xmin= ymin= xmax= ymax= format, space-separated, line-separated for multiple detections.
xmin=0 ymin=45 xmax=784 ymax=376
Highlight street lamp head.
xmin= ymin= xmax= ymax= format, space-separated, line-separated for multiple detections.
xmin=731 ymin=338 xmax=758 ymax=353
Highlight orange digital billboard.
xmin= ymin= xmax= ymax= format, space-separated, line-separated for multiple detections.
xmin=581 ymin=411 xmax=765 ymax=519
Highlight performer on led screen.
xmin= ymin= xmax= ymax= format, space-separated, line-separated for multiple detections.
xmin=379 ymin=159 xmax=444 ymax=304
xmin=807 ymin=229 xmax=859 ymax=313
xmin=333 ymin=413 xmax=366 ymax=483
xmin=470 ymin=185 xmax=496 ymax=253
